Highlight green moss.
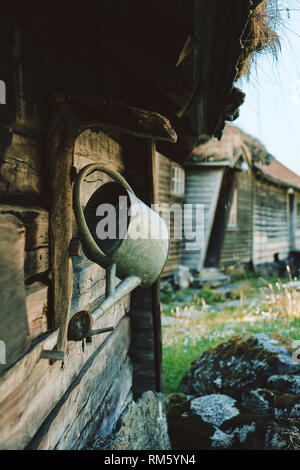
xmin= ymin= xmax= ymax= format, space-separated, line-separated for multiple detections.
xmin=274 ymin=393 xmax=300 ymax=411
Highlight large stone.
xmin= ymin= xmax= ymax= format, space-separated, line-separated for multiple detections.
xmin=166 ymin=393 xmax=216 ymax=450
xmin=190 ymin=395 xmax=239 ymax=427
xmin=86 ymin=392 xmax=171 ymax=450
xmin=166 ymin=393 xmax=263 ymax=450
xmin=183 ymin=333 xmax=300 ymax=400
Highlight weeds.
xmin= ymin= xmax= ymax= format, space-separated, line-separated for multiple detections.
xmin=162 ymin=270 xmax=300 ymax=393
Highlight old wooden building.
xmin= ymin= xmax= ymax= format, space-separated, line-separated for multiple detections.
xmin=0 ymin=1 xmax=279 ymax=450
xmin=182 ymin=125 xmax=300 ymax=274
xmin=155 ymin=151 xmax=185 ymax=276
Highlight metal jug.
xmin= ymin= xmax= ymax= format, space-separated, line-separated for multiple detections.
xmin=68 ymin=164 xmax=169 ymax=341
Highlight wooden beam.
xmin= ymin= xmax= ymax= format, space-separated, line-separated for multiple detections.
xmin=55 ymin=96 xmax=177 ymax=143
xmin=46 ymin=109 xmax=78 ymax=354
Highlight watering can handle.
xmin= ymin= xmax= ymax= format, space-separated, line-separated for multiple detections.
xmin=73 ymin=164 xmax=135 ymax=262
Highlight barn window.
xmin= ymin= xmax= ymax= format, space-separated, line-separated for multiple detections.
xmin=170 ymin=164 xmax=185 ymax=197
xmin=228 ymin=186 xmax=238 ymax=229
xmin=0 ymin=80 xmax=6 ymax=104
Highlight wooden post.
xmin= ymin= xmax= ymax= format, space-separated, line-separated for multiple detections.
xmin=149 ymin=140 xmax=163 ymax=393
xmin=47 ymin=108 xmax=78 ymax=356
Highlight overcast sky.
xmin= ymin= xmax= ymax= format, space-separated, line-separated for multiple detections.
xmin=235 ymin=3 xmax=300 ymax=175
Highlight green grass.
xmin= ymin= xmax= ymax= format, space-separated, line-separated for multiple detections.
xmin=162 ymin=275 xmax=300 ymax=394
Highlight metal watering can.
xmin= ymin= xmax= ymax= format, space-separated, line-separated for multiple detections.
xmin=68 ymin=164 xmax=169 ymax=341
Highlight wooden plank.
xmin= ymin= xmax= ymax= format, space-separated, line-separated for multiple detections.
xmin=27 ymin=318 xmax=131 ymax=450
xmin=25 ymin=282 xmax=48 ymax=339
xmin=183 ymin=167 xmax=224 ymax=271
xmin=0 ymin=214 xmax=30 ymax=375
xmin=0 ymin=205 xmax=48 ymax=250
xmin=0 ymin=129 xmax=44 ymax=202
xmin=71 ymin=259 xmax=105 ymax=315
xmin=60 ymin=95 xmax=177 ymax=143
xmin=0 ymin=297 xmax=129 ymax=450
xmin=24 ymin=247 xmax=49 ymax=280
xmin=75 ymin=363 xmax=132 ymax=450
xmin=47 ymin=111 xmax=76 ymax=352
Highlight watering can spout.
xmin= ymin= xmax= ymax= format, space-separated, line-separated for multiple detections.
xmin=67 ymin=264 xmax=141 ymax=342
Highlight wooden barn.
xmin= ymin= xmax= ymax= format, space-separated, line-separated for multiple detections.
xmin=0 ymin=1 xmax=279 ymax=450
xmin=182 ymin=124 xmax=300 ymax=275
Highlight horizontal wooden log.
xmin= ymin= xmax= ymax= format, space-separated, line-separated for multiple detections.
xmin=74 ymin=366 xmax=133 ymax=450
xmin=25 ymin=282 xmax=48 ymax=339
xmin=0 ymin=129 xmax=44 ymax=201
xmin=0 ymin=205 xmax=48 ymax=250
xmin=56 ymin=95 xmax=177 ymax=143
xmin=0 ymin=205 xmax=49 ymax=279
xmin=71 ymin=259 xmax=105 ymax=315
xmin=28 ymin=319 xmax=132 ymax=450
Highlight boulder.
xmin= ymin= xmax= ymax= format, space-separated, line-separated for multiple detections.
xmin=87 ymin=391 xmax=171 ymax=450
xmin=183 ymin=333 xmax=300 ymax=400
xmin=166 ymin=393 xmax=263 ymax=450
xmin=189 ymin=394 xmax=240 ymax=427
xmin=166 ymin=393 xmax=214 ymax=450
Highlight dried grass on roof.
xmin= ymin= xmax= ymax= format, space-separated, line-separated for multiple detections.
xmin=237 ymin=0 xmax=282 ymax=78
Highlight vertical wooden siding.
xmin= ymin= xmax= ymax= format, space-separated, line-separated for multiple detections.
xmin=156 ymin=151 xmax=184 ymax=276
xmin=253 ymin=179 xmax=289 ymax=265
xmin=182 ymin=166 xmax=224 ymax=272
xmin=220 ymin=171 xmax=253 ymax=266
xmin=295 ymin=193 xmax=300 ymax=250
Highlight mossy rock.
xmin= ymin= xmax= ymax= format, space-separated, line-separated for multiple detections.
xmin=166 ymin=393 xmax=214 ymax=450
xmin=166 ymin=392 xmax=264 ymax=450
xmin=183 ymin=333 xmax=300 ymax=400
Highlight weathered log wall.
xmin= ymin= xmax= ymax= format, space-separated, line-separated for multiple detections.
xmin=0 ymin=125 xmax=134 ymax=450
xmin=0 ymin=47 xmax=136 ymax=447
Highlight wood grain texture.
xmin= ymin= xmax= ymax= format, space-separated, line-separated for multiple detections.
xmin=25 ymin=282 xmax=48 ymax=339
xmin=0 ymin=214 xmax=31 ymax=375
xmin=47 ymin=110 xmax=78 ymax=351
xmin=0 ymin=129 xmax=44 ymax=203
xmin=58 ymin=95 xmax=177 ymax=143
xmin=0 ymin=294 xmax=129 ymax=450
xmin=0 ymin=204 xmax=49 ymax=279
xmin=28 ymin=317 xmax=132 ymax=450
